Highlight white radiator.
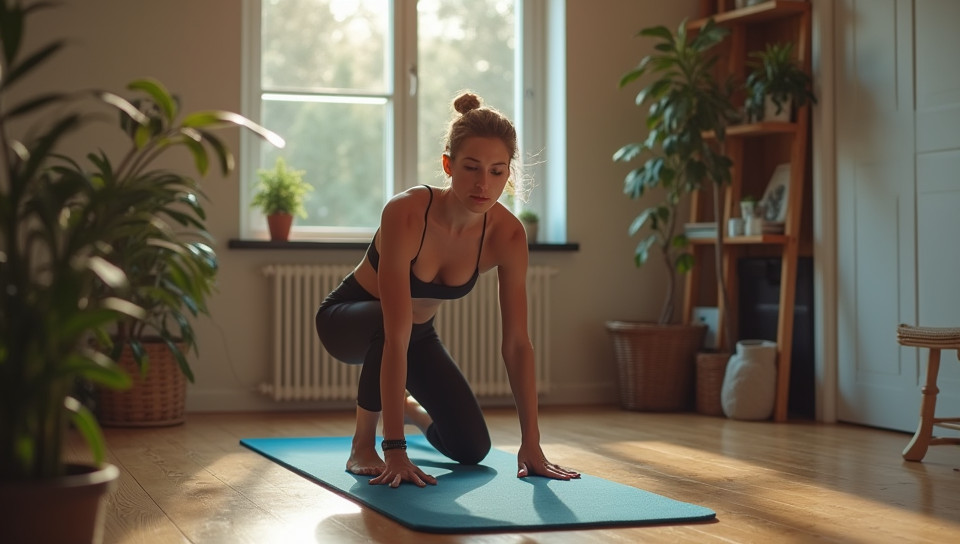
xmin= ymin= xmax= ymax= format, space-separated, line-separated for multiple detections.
xmin=261 ymin=264 xmax=555 ymax=401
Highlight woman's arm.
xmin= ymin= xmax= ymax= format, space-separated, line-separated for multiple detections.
xmin=496 ymin=216 xmax=579 ymax=481
xmin=368 ymin=190 xmax=437 ymax=488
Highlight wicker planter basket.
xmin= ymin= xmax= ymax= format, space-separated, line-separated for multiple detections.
xmin=97 ymin=342 xmax=187 ymax=427
xmin=696 ymin=352 xmax=731 ymax=417
xmin=606 ymin=321 xmax=706 ymax=411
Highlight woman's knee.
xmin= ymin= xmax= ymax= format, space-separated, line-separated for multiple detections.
xmin=429 ymin=423 xmax=491 ymax=465
xmin=454 ymin=435 xmax=491 ymax=465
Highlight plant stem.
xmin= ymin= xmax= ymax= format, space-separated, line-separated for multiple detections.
xmin=711 ymin=145 xmax=735 ymax=351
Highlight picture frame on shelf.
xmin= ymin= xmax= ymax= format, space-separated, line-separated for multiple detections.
xmin=760 ymin=163 xmax=791 ymax=223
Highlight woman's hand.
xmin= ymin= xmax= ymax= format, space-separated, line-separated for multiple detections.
xmin=516 ymin=442 xmax=581 ymax=480
xmin=368 ymin=450 xmax=438 ymax=488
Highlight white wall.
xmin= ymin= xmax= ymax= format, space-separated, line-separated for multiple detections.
xmin=19 ymin=0 xmax=700 ymax=411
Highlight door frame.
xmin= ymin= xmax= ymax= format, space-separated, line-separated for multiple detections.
xmin=811 ymin=0 xmax=838 ymax=423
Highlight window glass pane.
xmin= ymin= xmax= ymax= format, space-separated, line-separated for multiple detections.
xmin=262 ymin=0 xmax=389 ymax=92
xmin=260 ymin=98 xmax=387 ymax=228
xmin=416 ymin=0 xmax=516 ymax=185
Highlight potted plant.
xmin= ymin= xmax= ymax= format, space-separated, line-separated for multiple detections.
xmin=518 ymin=209 xmax=539 ymax=243
xmin=608 ymin=18 xmax=737 ymax=411
xmin=744 ymin=42 xmax=817 ymax=122
xmin=94 ymin=77 xmax=282 ymax=427
xmin=0 ymin=2 xmax=281 ymax=539
xmin=251 ymin=156 xmax=312 ymax=241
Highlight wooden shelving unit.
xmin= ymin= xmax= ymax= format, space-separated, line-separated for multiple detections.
xmin=683 ymin=0 xmax=812 ymax=422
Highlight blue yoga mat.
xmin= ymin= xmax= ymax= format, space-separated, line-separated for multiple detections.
xmin=240 ymin=435 xmax=715 ymax=533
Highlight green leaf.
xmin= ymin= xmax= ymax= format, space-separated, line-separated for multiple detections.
xmin=182 ymin=110 xmax=286 ymax=148
xmin=101 ymin=297 xmax=147 ymax=321
xmin=66 ymin=397 xmax=108 ymax=466
xmin=634 ymin=236 xmax=657 ymax=267
xmin=58 ymin=308 xmax=123 ymax=342
xmin=675 ymin=252 xmax=695 ymax=274
xmin=628 ymin=208 xmax=657 ymax=236
xmin=128 ymin=78 xmax=178 ymax=121
xmin=636 ymin=78 xmax=672 ymax=106
xmin=96 ymin=91 xmax=150 ymax=126
xmin=638 ymin=25 xmax=674 ymax=44
xmin=167 ymin=339 xmax=195 ymax=383
xmin=179 ymin=131 xmax=209 ymax=176
xmin=61 ymin=350 xmax=132 ymax=390
xmin=2 ymin=92 xmax=65 ymax=121
xmin=197 ymin=129 xmax=234 ymax=175
xmin=623 ymin=167 xmax=645 ymax=198
xmin=613 ymin=143 xmax=642 ymax=163
xmin=1 ymin=39 xmax=63 ymax=91
xmin=618 ymin=62 xmax=648 ymax=88
xmin=86 ymin=255 xmax=127 ymax=289
xmin=134 ymin=122 xmax=152 ymax=149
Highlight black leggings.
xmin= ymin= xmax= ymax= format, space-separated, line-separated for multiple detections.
xmin=315 ymin=272 xmax=491 ymax=465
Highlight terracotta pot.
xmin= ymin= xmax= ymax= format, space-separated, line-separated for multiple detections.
xmin=0 ymin=463 xmax=119 ymax=544
xmin=267 ymin=212 xmax=294 ymax=241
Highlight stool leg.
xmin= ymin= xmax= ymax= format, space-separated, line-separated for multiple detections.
xmin=902 ymin=348 xmax=941 ymax=462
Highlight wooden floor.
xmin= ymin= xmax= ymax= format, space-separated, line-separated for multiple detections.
xmin=66 ymin=406 xmax=960 ymax=544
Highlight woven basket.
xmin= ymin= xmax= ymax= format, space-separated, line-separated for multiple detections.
xmin=696 ymin=352 xmax=730 ymax=417
xmin=98 ymin=342 xmax=187 ymax=427
xmin=606 ymin=321 xmax=707 ymax=411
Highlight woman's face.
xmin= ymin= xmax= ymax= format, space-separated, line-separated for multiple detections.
xmin=443 ymin=136 xmax=511 ymax=214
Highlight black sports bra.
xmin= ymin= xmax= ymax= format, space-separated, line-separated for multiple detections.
xmin=365 ymin=185 xmax=486 ymax=300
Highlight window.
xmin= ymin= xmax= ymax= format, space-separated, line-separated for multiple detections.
xmin=241 ymin=0 xmax=564 ymax=242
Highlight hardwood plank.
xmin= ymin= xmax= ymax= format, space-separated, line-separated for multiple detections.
xmin=65 ymin=406 xmax=960 ymax=543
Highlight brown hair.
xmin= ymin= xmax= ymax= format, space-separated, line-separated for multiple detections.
xmin=444 ymin=92 xmax=528 ymax=200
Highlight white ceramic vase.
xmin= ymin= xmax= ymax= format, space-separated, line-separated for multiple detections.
xmin=721 ymin=339 xmax=778 ymax=420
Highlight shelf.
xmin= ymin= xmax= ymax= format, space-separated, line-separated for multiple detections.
xmin=688 ymin=1 xmax=810 ymax=30
xmin=682 ymin=0 xmax=812 ymax=424
xmin=688 ymin=234 xmax=790 ymax=245
xmin=704 ymin=121 xmax=798 ymax=140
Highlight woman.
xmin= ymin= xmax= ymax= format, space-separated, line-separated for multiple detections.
xmin=315 ymin=92 xmax=578 ymax=488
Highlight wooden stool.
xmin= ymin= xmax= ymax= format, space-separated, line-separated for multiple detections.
xmin=897 ymin=324 xmax=960 ymax=461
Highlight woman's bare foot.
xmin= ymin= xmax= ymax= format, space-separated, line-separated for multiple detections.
xmin=347 ymin=406 xmax=384 ymax=475
xmin=346 ymin=443 xmax=384 ymax=476
xmin=404 ymin=395 xmax=433 ymax=434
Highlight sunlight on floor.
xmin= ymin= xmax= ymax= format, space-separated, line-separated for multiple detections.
xmin=593 ymin=439 xmax=960 ymax=534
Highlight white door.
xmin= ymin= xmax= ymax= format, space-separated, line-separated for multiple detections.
xmin=835 ymin=0 xmax=960 ymax=432
xmin=912 ymin=0 xmax=960 ymax=432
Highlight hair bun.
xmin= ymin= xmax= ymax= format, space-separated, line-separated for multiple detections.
xmin=453 ymin=92 xmax=482 ymax=114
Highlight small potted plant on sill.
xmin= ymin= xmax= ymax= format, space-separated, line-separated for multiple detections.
xmin=744 ymin=42 xmax=817 ymax=123
xmin=518 ymin=209 xmax=539 ymax=243
xmin=251 ymin=157 xmax=312 ymax=241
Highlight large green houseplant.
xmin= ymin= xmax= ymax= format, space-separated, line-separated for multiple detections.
xmin=0 ymin=1 xmax=281 ymax=539
xmin=607 ymin=18 xmax=737 ymax=411
xmin=92 ymin=77 xmax=285 ymax=427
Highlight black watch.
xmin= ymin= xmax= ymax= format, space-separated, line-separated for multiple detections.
xmin=381 ymin=439 xmax=407 ymax=451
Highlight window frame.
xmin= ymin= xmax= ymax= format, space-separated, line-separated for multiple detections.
xmin=240 ymin=0 xmax=562 ymax=243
